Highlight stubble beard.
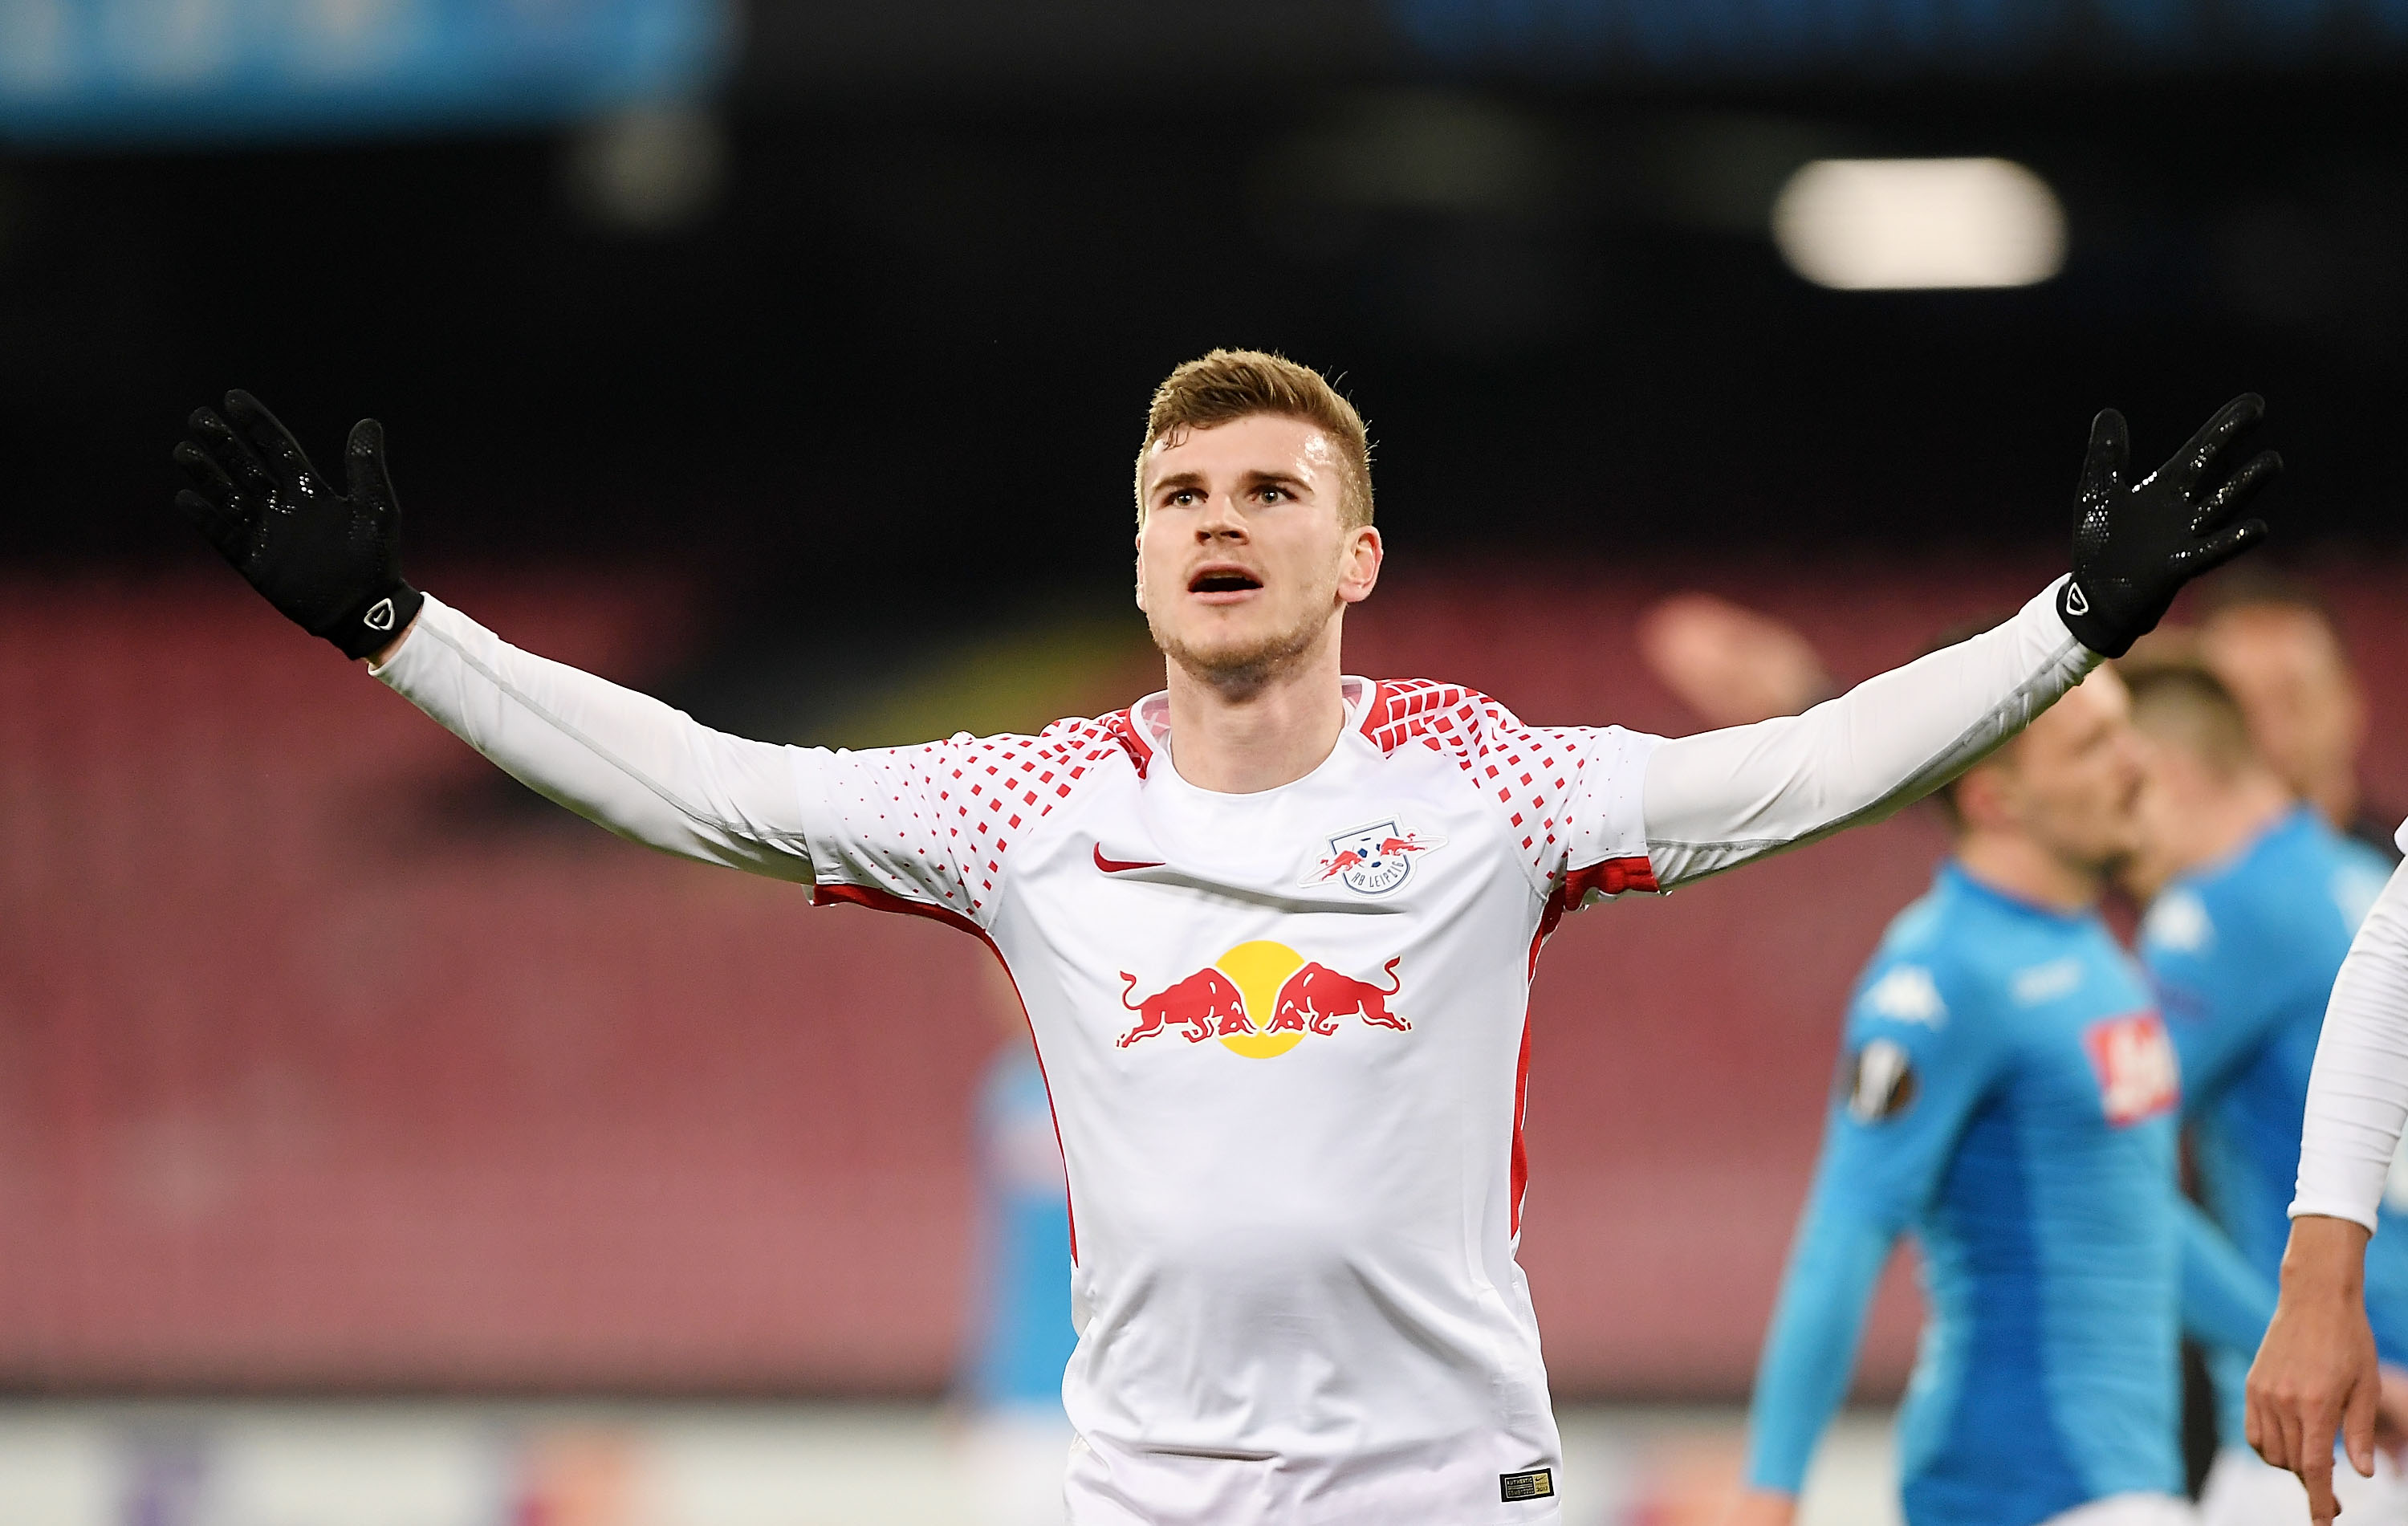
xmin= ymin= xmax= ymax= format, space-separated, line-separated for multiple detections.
xmin=1149 ymin=601 xmax=1333 ymax=698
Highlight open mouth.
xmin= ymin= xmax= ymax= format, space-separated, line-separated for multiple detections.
xmin=1188 ymin=568 xmax=1263 ymax=594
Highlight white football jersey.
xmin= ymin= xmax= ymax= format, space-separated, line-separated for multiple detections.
xmin=374 ymin=580 xmax=2093 ymax=1524
xmin=797 ymin=680 xmax=1658 ymax=1521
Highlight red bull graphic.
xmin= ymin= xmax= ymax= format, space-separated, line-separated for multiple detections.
xmin=1264 ymin=957 xmax=1408 ymax=1035
xmin=1304 ymin=819 xmax=1446 ymax=895
xmin=1117 ymin=942 xmax=1408 ymax=1056
xmin=1117 ymin=968 xmax=1252 ymax=1048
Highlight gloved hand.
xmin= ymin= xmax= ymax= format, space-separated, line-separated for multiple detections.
xmin=2058 ymin=394 xmax=2280 ymax=657
xmin=173 ymin=390 xmax=422 ymax=661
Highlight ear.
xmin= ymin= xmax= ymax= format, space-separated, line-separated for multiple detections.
xmin=1133 ymin=528 xmax=1149 ymax=613
xmin=1953 ymin=756 xmax=2020 ymax=835
xmin=1336 ymin=524 xmax=1383 ymax=607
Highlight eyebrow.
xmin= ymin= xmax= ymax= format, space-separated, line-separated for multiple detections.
xmin=1145 ymin=466 xmax=1319 ymax=501
xmin=1240 ymin=469 xmax=1313 ymax=496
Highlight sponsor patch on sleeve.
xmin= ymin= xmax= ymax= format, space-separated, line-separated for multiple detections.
xmin=1840 ymin=1038 xmax=1919 ymax=1124
xmin=1500 ymin=1467 xmax=1555 ymax=1502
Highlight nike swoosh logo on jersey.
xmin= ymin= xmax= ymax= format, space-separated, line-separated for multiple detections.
xmin=1093 ymin=844 xmax=1166 ymax=874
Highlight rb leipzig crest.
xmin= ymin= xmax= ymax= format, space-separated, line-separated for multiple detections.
xmin=1304 ymin=819 xmax=1445 ymax=896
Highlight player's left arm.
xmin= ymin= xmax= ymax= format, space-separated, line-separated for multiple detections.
xmin=1737 ymin=958 xmax=1991 ymax=1517
xmin=1642 ymin=397 xmax=2277 ymax=889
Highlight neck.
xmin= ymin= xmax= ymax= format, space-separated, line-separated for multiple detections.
xmin=1954 ymin=831 xmax=2105 ymax=914
xmin=1159 ymin=620 xmax=1348 ymax=794
xmin=2307 ymin=763 xmax=2360 ymax=833
xmin=2165 ymin=771 xmax=2297 ymax=880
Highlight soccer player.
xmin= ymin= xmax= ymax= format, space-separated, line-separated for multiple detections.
xmin=962 ymin=1020 xmax=1082 ymax=1526
xmin=2193 ymin=573 xmax=2390 ymax=856
xmin=2121 ymin=661 xmax=2408 ymax=1522
xmin=1725 ymin=660 xmax=2276 ymax=1526
xmin=173 ymin=354 xmax=2276 ymax=1524
xmin=2245 ymin=857 xmax=2408 ymax=1524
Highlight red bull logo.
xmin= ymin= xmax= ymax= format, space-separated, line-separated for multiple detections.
xmin=1117 ymin=941 xmax=1410 ymax=1056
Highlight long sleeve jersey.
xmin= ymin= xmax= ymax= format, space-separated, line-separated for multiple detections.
xmin=1742 ymin=863 xmax=2276 ymax=1526
xmin=372 ymin=580 xmax=2093 ymax=1526
xmin=2292 ymin=822 xmax=2408 ymax=1238
xmin=2140 ymin=806 xmax=2406 ymax=1440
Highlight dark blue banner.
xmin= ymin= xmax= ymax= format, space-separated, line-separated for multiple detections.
xmin=1393 ymin=0 xmax=2408 ymax=72
xmin=0 ymin=0 xmax=731 ymax=145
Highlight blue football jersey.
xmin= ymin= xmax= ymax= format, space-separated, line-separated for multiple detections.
xmin=962 ymin=1045 xmax=1080 ymax=1410
xmin=1744 ymin=862 xmax=2272 ymax=1526
xmin=2141 ymin=805 xmax=2404 ymax=1439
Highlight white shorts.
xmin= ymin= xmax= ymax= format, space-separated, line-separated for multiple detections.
xmin=2199 ymin=1444 xmax=2408 ymax=1526
xmin=2039 ymin=1493 xmax=2194 ymax=1526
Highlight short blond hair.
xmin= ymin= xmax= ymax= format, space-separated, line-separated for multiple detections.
xmin=1134 ymin=349 xmax=1373 ymax=527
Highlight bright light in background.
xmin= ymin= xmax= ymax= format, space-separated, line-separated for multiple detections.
xmin=1772 ymin=158 xmax=2066 ymax=291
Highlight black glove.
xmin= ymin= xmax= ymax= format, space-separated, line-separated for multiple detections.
xmin=2057 ymin=394 xmax=2280 ymax=658
xmin=173 ymin=390 xmax=423 ymax=661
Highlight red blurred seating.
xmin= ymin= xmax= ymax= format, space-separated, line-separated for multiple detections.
xmin=6 ymin=558 xmax=2406 ymax=1397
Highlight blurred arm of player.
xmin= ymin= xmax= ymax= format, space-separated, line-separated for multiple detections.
xmin=2251 ymin=853 xmax=2408 ymax=1524
xmin=1723 ymin=957 xmax=1995 ymax=1526
xmin=1636 ymin=593 xmax=1835 ymax=730
xmin=1641 ymin=397 xmax=2279 ymax=889
xmin=172 ymin=391 xmax=816 ymax=881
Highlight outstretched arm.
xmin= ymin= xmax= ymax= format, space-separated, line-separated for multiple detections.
xmin=373 ymin=596 xmax=815 ymax=878
xmin=1641 ymin=396 xmax=2277 ymax=889
xmin=1644 ymin=580 xmax=2093 ymax=886
xmin=2251 ymin=853 xmax=2408 ymax=1522
xmin=174 ymin=390 xmax=814 ymax=881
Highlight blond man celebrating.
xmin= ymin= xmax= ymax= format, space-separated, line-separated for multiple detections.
xmin=173 ymin=353 xmax=2275 ymax=1524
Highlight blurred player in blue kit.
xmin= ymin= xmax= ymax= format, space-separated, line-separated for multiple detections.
xmin=1726 ymin=662 xmax=2276 ymax=1526
xmin=2121 ymin=660 xmax=2408 ymax=1523
xmin=960 ymin=1005 xmax=1080 ymax=1526
xmin=1643 ymin=572 xmax=2403 ymax=1524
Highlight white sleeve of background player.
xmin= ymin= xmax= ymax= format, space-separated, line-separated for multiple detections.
xmin=1638 ymin=577 xmax=2097 ymax=888
xmin=2291 ymin=852 xmax=2408 ymax=1233
xmin=372 ymin=594 xmax=816 ymax=881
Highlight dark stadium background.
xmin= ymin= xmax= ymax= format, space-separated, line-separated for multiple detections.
xmin=2 ymin=4 xmax=2405 ymax=1515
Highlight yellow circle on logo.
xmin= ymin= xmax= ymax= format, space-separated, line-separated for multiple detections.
xmin=1214 ymin=940 xmax=1308 ymax=1058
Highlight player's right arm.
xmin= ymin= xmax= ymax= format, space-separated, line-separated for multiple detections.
xmin=2252 ymin=848 xmax=2408 ymax=1523
xmin=1730 ymin=949 xmax=1993 ymax=1524
xmin=371 ymin=596 xmax=817 ymax=877
xmin=173 ymin=391 xmax=816 ymax=879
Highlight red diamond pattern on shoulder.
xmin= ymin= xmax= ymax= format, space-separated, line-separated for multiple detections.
xmin=807 ymin=710 xmax=1149 ymax=929
xmin=1361 ymin=680 xmax=1571 ymax=881
xmin=1360 ymin=679 xmax=1655 ymax=899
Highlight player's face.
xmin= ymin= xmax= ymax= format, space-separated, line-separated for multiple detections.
xmin=1134 ymin=413 xmax=1382 ymax=688
xmin=2199 ymin=605 xmax=2364 ymax=824
xmin=2003 ymin=667 xmax=2146 ymax=874
xmin=2122 ymin=730 xmax=2211 ymax=901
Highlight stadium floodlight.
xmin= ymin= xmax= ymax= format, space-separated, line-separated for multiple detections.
xmin=1771 ymin=157 xmax=2066 ymax=291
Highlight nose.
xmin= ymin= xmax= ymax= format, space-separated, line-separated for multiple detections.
xmin=1194 ymin=490 xmax=1247 ymax=543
